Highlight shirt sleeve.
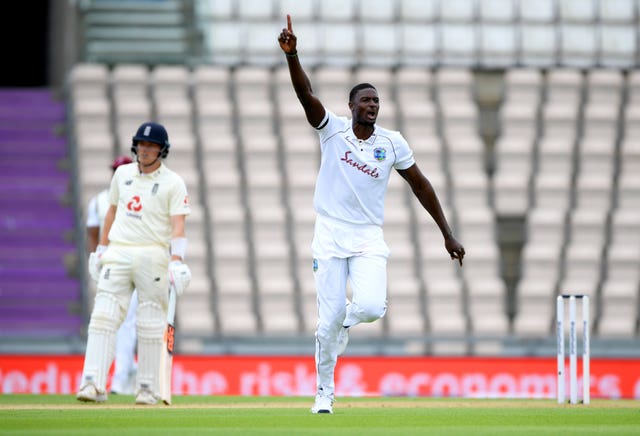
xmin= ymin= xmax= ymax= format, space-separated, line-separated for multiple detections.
xmin=169 ymin=176 xmax=191 ymax=217
xmin=108 ymin=168 xmax=120 ymax=206
xmin=392 ymin=133 xmax=415 ymax=171
xmin=86 ymin=196 xmax=100 ymax=227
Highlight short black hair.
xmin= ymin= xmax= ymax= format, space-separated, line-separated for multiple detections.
xmin=349 ymin=83 xmax=377 ymax=103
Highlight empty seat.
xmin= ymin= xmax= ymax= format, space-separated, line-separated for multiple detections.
xmin=560 ymin=24 xmax=597 ymax=67
xmin=398 ymin=23 xmax=437 ymax=66
xmin=599 ymin=25 xmax=637 ymax=67
xmin=440 ymin=24 xmax=477 ymax=66
xmin=479 ymin=24 xmax=516 ymax=67
xmin=519 ymin=24 xmax=559 ymax=66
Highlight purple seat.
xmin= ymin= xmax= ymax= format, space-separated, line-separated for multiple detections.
xmin=0 ymin=89 xmax=82 ymax=338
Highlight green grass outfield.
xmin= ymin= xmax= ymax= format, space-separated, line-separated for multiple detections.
xmin=1 ymin=395 xmax=638 ymax=435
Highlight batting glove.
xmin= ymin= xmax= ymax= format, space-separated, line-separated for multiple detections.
xmin=88 ymin=244 xmax=107 ymax=283
xmin=168 ymin=260 xmax=191 ymax=296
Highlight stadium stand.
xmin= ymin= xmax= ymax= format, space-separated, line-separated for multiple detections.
xmin=0 ymin=90 xmax=82 ymax=338
xmin=62 ymin=0 xmax=640 ymax=355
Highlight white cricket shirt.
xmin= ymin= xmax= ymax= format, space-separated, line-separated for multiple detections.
xmin=86 ymin=189 xmax=110 ymax=231
xmin=107 ymin=162 xmax=190 ymax=247
xmin=313 ymin=110 xmax=415 ymax=226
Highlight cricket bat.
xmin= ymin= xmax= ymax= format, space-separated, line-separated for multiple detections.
xmin=159 ymin=283 xmax=177 ymax=405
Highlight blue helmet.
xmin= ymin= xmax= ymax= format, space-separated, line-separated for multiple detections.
xmin=131 ymin=122 xmax=170 ymax=158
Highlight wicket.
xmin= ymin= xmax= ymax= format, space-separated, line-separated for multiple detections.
xmin=556 ymin=294 xmax=590 ymax=405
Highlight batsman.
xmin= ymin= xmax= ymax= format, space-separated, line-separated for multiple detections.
xmin=77 ymin=121 xmax=191 ymax=405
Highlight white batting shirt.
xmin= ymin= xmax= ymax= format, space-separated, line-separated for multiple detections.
xmin=314 ymin=110 xmax=415 ymax=226
xmin=86 ymin=189 xmax=110 ymax=231
xmin=107 ymin=162 xmax=190 ymax=247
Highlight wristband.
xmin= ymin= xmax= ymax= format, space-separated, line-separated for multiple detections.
xmin=286 ymin=51 xmax=298 ymax=58
xmin=170 ymin=237 xmax=187 ymax=259
xmin=96 ymin=244 xmax=107 ymax=256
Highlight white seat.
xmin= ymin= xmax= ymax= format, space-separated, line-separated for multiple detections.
xmin=277 ymin=0 xmax=316 ymax=21
xmin=318 ymin=0 xmax=356 ymax=21
xmin=568 ymin=209 xmax=607 ymax=248
xmin=68 ymin=63 xmax=110 ymax=100
xmin=398 ymin=24 xmax=437 ymax=66
xmin=520 ymin=0 xmax=556 ymax=23
xmin=599 ymin=25 xmax=637 ymax=68
xmin=245 ymin=21 xmax=280 ymax=66
xmin=206 ymin=22 xmax=243 ymax=65
xmin=440 ymin=24 xmax=477 ymax=66
xmin=574 ymin=173 xmax=614 ymax=212
xmin=198 ymin=0 xmax=234 ymax=20
xmin=386 ymin=295 xmax=426 ymax=337
xmin=357 ymin=0 xmax=396 ymax=21
xmin=559 ymin=0 xmax=596 ymax=23
xmin=599 ymin=0 xmax=636 ymax=24
xmin=151 ymin=65 xmax=190 ymax=99
xmin=560 ymin=24 xmax=597 ymax=67
xmin=479 ymin=0 xmax=516 ymax=22
xmin=360 ymin=23 xmax=399 ymax=67
xmin=440 ymin=0 xmax=475 ymax=22
xmin=398 ymin=0 xmax=438 ymax=22
xmin=317 ymin=23 xmax=358 ymax=67
xmin=111 ymin=64 xmax=149 ymax=99
xmin=237 ymin=0 xmax=273 ymax=20
xmin=520 ymin=24 xmax=558 ymax=66
xmin=479 ymin=23 xmax=516 ymax=67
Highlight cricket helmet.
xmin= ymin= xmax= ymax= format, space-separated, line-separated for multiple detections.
xmin=131 ymin=121 xmax=170 ymax=158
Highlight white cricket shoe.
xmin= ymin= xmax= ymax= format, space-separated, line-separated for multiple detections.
xmin=77 ymin=383 xmax=107 ymax=403
xmin=337 ymin=326 xmax=349 ymax=356
xmin=311 ymin=393 xmax=334 ymax=414
xmin=135 ymin=385 xmax=159 ymax=405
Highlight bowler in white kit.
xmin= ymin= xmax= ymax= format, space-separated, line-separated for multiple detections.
xmin=77 ymin=122 xmax=192 ymax=405
xmin=278 ymin=16 xmax=465 ymax=414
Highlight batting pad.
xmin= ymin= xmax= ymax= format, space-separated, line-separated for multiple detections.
xmin=82 ymin=293 xmax=121 ymax=391
xmin=136 ymin=301 xmax=165 ymax=396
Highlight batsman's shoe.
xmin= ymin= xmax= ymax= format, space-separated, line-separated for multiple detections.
xmin=77 ymin=383 xmax=107 ymax=403
xmin=311 ymin=393 xmax=334 ymax=414
xmin=337 ymin=326 xmax=349 ymax=356
xmin=135 ymin=385 xmax=160 ymax=405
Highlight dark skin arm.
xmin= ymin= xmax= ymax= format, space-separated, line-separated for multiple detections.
xmin=397 ymin=164 xmax=465 ymax=265
xmin=87 ymin=226 xmax=99 ymax=254
xmin=278 ymin=14 xmax=325 ymax=128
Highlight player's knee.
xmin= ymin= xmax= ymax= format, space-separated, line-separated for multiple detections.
xmin=359 ymin=302 xmax=387 ymax=323
xmin=136 ymin=301 xmax=165 ymax=339
xmin=89 ymin=293 xmax=122 ymax=334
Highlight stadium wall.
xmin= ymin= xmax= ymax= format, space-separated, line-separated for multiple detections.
xmin=1 ymin=355 xmax=639 ymax=399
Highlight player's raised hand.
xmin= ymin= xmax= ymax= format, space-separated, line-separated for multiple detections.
xmin=445 ymin=237 xmax=465 ymax=266
xmin=278 ymin=14 xmax=297 ymax=54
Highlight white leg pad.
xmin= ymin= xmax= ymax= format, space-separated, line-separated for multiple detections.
xmin=81 ymin=293 xmax=123 ymax=392
xmin=135 ymin=301 xmax=165 ymax=397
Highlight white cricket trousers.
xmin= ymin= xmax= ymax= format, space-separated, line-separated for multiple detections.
xmin=80 ymin=243 xmax=169 ymax=396
xmin=111 ymin=289 xmax=138 ymax=393
xmin=311 ymin=214 xmax=389 ymax=397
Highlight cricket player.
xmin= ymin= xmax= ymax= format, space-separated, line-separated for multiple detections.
xmin=278 ymin=16 xmax=465 ymax=413
xmin=77 ymin=121 xmax=192 ymax=405
xmin=86 ymin=155 xmax=138 ymax=395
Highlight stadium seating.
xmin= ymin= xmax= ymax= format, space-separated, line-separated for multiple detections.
xmin=64 ymin=0 xmax=640 ymax=353
xmin=0 ymin=89 xmax=82 ymax=337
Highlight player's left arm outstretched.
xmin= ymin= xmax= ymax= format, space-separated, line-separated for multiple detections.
xmin=397 ymin=164 xmax=465 ymax=265
xmin=278 ymin=14 xmax=326 ymax=128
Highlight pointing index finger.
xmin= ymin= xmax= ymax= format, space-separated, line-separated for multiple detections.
xmin=287 ymin=14 xmax=292 ymax=32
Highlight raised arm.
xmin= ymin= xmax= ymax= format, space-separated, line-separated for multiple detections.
xmin=278 ymin=14 xmax=325 ymax=128
xmin=397 ymin=164 xmax=465 ymax=265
